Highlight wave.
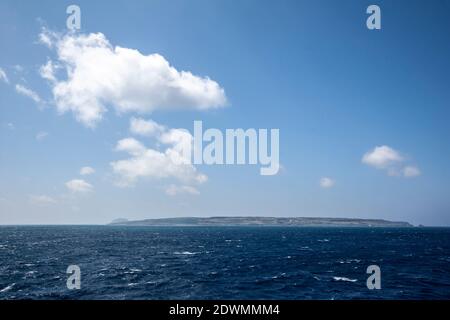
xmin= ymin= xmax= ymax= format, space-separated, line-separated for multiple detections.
xmin=333 ymin=277 xmax=357 ymax=282
xmin=0 ymin=283 xmax=15 ymax=292
xmin=174 ymin=251 xmax=198 ymax=255
xmin=132 ymin=268 xmax=142 ymax=272
xmin=23 ymin=271 xmax=37 ymax=279
xmin=272 ymin=273 xmax=287 ymax=279
xmin=338 ymin=259 xmax=361 ymax=264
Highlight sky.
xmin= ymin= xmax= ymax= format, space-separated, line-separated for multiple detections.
xmin=0 ymin=0 xmax=449 ymax=226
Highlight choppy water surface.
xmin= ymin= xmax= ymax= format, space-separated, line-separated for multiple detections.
xmin=0 ymin=226 xmax=449 ymax=299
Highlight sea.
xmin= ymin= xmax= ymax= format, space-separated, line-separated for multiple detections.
xmin=0 ymin=226 xmax=449 ymax=300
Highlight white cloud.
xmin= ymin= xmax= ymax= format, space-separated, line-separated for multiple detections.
xmin=38 ymin=27 xmax=57 ymax=48
xmin=159 ymin=128 xmax=194 ymax=160
xmin=115 ymin=138 xmax=147 ymax=156
xmin=0 ymin=68 xmax=9 ymax=83
xmin=362 ymin=145 xmax=403 ymax=169
xmin=36 ymin=131 xmax=49 ymax=141
xmin=39 ymin=34 xmax=53 ymax=47
xmin=65 ymin=179 xmax=93 ymax=193
xmin=165 ymin=184 xmax=200 ymax=196
xmin=130 ymin=117 xmax=166 ymax=137
xmin=15 ymin=84 xmax=43 ymax=104
xmin=111 ymin=129 xmax=206 ymax=187
xmin=403 ymin=166 xmax=421 ymax=178
xmin=29 ymin=194 xmax=57 ymax=205
xmin=362 ymin=145 xmax=421 ymax=178
xmin=80 ymin=166 xmax=95 ymax=175
xmin=39 ymin=60 xmax=57 ymax=82
xmin=319 ymin=177 xmax=335 ymax=188
xmin=13 ymin=65 xmax=24 ymax=73
xmin=39 ymin=31 xmax=227 ymax=127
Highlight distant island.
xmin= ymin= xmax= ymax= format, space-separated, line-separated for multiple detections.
xmin=109 ymin=216 xmax=413 ymax=227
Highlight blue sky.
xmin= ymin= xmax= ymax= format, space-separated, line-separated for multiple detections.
xmin=1 ymin=0 xmax=449 ymax=225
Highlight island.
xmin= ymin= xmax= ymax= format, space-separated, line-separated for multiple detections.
xmin=108 ymin=216 xmax=413 ymax=227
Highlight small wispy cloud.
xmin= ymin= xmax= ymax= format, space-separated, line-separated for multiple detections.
xmin=362 ymin=145 xmax=421 ymax=178
xmin=15 ymin=84 xmax=43 ymax=104
xmin=403 ymin=166 xmax=421 ymax=178
xmin=165 ymin=185 xmax=200 ymax=196
xmin=39 ymin=60 xmax=57 ymax=83
xmin=13 ymin=65 xmax=24 ymax=73
xmin=3 ymin=122 xmax=15 ymax=130
xmin=0 ymin=68 xmax=9 ymax=84
xmin=80 ymin=166 xmax=95 ymax=176
xmin=38 ymin=27 xmax=58 ymax=48
xmin=65 ymin=179 xmax=94 ymax=193
xmin=29 ymin=194 xmax=57 ymax=205
xmin=319 ymin=177 xmax=335 ymax=189
xmin=36 ymin=131 xmax=49 ymax=141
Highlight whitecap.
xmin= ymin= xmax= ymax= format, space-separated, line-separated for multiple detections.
xmin=272 ymin=273 xmax=286 ymax=279
xmin=349 ymin=259 xmax=361 ymax=263
xmin=333 ymin=277 xmax=357 ymax=282
xmin=403 ymin=253 xmax=414 ymax=257
xmin=174 ymin=251 xmax=198 ymax=255
xmin=0 ymin=283 xmax=15 ymax=292
xmin=339 ymin=259 xmax=361 ymax=264
xmin=25 ymin=271 xmax=37 ymax=276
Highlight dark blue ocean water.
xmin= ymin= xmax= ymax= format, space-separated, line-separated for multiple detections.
xmin=0 ymin=226 xmax=449 ymax=300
